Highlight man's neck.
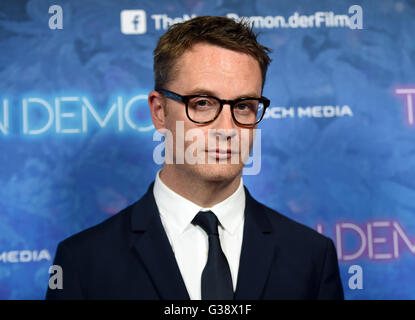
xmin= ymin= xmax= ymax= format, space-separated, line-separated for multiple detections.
xmin=158 ymin=165 xmax=242 ymax=208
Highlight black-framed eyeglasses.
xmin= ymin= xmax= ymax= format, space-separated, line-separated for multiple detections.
xmin=157 ymin=89 xmax=270 ymax=126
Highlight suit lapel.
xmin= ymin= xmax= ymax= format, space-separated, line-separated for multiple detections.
xmin=234 ymin=186 xmax=277 ymax=300
xmin=129 ymin=182 xmax=190 ymax=300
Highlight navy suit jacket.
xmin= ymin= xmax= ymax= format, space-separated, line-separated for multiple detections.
xmin=46 ymin=182 xmax=344 ymax=300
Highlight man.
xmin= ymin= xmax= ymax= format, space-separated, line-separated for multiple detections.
xmin=46 ymin=16 xmax=344 ymax=300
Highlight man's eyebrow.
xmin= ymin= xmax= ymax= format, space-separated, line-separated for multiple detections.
xmin=186 ymin=88 xmax=260 ymax=99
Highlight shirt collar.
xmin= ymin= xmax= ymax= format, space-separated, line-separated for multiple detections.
xmin=153 ymin=169 xmax=245 ymax=235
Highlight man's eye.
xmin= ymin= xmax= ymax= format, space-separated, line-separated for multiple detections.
xmin=196 ymin=99 xmax=210 ymax=107
xmin=191 ymin=98 xmax=216 ymax=109
xmin=235 ymin=102 xmax=257 ymax=112
xmin=236 ymin=104 xmax=248 ymax=110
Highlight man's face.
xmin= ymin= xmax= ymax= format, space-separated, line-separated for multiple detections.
xmin=159 ymin=42 xmax=262 ymax=183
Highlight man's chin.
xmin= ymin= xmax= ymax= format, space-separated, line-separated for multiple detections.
xmin=189 ymin=163 xmax=243 ymax=183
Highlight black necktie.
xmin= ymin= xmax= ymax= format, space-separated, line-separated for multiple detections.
xmin=192 ymin=210 xmax=234 ymax=300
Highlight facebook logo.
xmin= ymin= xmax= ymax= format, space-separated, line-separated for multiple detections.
xmin=121 ymin=10 xmax=147 ymax=34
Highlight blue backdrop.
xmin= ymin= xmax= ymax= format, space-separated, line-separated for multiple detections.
xmin=1 ymin=0 xmax=414 ymax=300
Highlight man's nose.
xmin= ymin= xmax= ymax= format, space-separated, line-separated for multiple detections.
xmin=210 ymin=104 xmax=238 ymax=141
xmin=213 ymin=104 xmax=236 ymax=130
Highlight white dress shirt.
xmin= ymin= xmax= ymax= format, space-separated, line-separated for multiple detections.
xmin=153 ymin=169 xmax=245 ymax=300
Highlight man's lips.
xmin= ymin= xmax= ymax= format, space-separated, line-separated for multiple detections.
xmin=205 ymin=149 xmax=239 ymax=160
xmin=206 ymin=149 xmax=238 ymax=154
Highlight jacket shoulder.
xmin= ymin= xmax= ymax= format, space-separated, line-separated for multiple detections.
xmin=256 ymin=199 xmax=332 ymax=246
xmin=58 ymin=201 xmax=135 ymax=251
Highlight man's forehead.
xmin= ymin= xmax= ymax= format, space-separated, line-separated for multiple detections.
xmin=172 ymin=43 xmax=262 ymax=81
xmin=184 ymin=87 xmax=260 ymax=99
xmin=178 ymin=42 xmax=258 ymax=64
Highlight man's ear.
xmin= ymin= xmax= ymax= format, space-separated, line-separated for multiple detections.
xmin=148 ymin=90 xmax=167 ymax=132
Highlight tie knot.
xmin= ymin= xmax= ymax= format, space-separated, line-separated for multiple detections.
xmin=192 ymin=210 xmax=219 ymax=235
